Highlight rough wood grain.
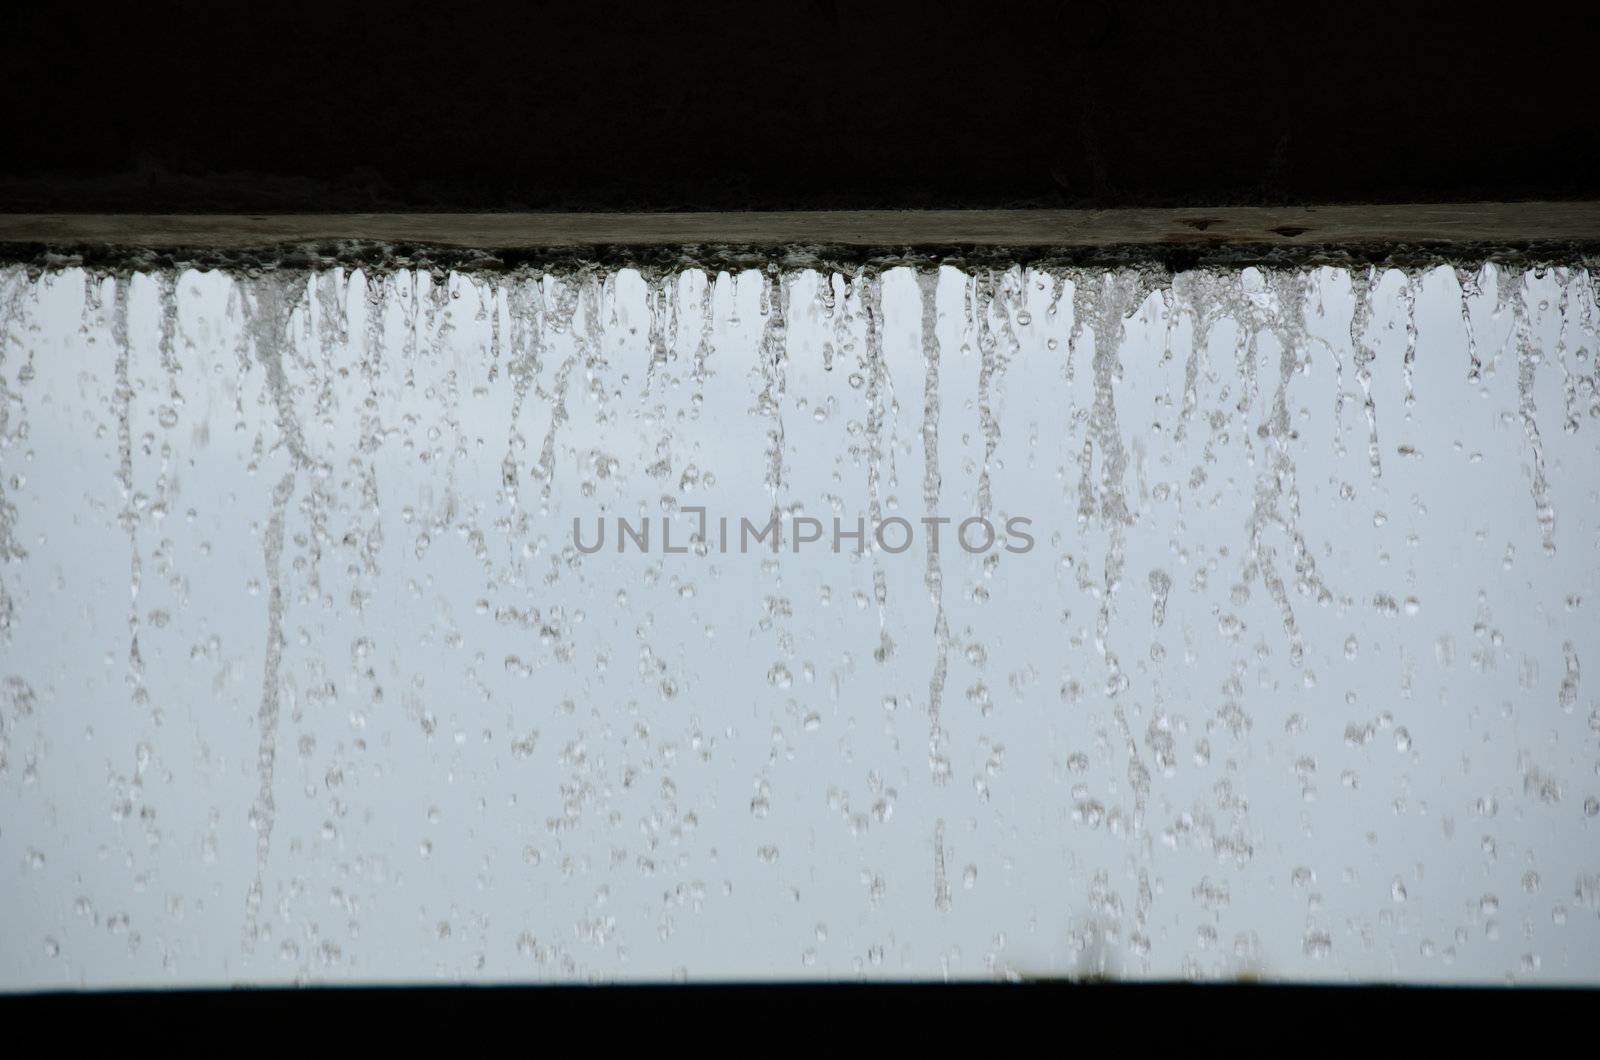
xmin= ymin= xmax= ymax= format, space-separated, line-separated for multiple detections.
xmin=3 ymin=203 xmax=1598 ymax=251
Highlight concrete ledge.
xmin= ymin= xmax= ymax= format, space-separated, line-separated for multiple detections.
xmin=3 ymin=203 xmax=1599 ymax=251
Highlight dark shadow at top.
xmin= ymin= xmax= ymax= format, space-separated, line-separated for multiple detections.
xmin=5 ymin=1 xmax=1594 ymax=212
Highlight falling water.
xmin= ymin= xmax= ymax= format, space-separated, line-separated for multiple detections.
xmin=0 ymin=258 xmax=1598 ymax=987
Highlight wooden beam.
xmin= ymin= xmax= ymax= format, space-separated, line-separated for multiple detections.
xmin=3 ymin=203 xmax=1599 ymax=251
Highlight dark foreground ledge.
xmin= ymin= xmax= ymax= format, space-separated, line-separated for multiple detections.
xmin=5 ymin=983 xmax=1589 ymax=1053
xmin=2 ymin=981 xmax=1593 ymax=1035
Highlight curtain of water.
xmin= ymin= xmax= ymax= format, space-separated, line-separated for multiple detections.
xmin=0 ymin=261 xmax=1597 ymax=986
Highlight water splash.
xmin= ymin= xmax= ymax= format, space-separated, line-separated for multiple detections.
xmin=0 ymin=258 xmax=1595 ymax=988
xmin=918 ymin=269 xmax=950 ymax=783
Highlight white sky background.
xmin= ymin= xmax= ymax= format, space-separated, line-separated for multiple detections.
xmin=0 ymin=259 xmax=1597 ymax=987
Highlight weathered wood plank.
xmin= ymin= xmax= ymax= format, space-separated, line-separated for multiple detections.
xmin=3 ymin=203 xmax=1598 ymax=251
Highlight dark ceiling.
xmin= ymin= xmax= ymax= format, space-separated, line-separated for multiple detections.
xmin=4 ymin=0 xmax=1591 ymax=212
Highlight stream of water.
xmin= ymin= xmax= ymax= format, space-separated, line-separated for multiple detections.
xmin=1 ymin=259 xmax=1597 ymax=985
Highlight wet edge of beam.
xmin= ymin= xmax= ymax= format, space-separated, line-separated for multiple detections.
xmin=2 ymin=204 xmax=1599 ymax=272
